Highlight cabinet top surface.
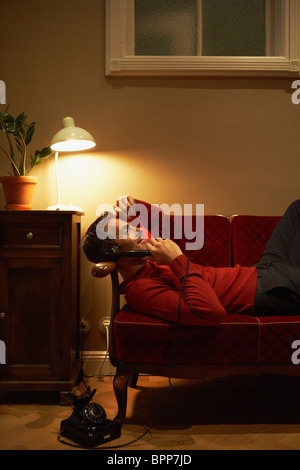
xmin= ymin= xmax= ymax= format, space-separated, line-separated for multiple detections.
xmin=0 ymin=210 xmax=83 ymax=212
xmin=0 ymin=210 xmax=84 ymax=215
xmin=0 ymin=211 xmax=84 ymax=224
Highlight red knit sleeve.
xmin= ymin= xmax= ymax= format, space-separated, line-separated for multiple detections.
xmin=123 ymin=255 xmax=226 ymax=326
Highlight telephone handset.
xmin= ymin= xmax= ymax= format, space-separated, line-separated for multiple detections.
xmin=102 ymin=245 xmax=150 ymax=261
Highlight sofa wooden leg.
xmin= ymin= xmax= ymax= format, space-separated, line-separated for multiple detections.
xmin=129 ymin=373 xmax=139 ymax=388
xmin=113 ymin=373 xmax=130 ymax=426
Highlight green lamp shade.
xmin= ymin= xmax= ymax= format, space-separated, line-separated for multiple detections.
xmin=50 ymin=117 xmax=96 ymax=152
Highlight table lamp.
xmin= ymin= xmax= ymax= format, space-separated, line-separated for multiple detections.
xmin=47 ymin=117 xmax=96 ymax=211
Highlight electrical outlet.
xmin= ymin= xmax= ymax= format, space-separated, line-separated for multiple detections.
xmin=99 ymin=317 xmax=111 ymax=334
xmin=80 ymin=318 xmax=90 ymax=333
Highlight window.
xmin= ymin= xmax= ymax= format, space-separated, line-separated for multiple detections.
xmin=135 ymin=0 xmax=268 ymax=57
xmin=134 ymin=0 xmax=198 ymax=56
xmin=106 ymin=0 xmax=300 ymax=76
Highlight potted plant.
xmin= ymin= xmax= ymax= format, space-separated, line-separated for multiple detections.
xmin=0 ymin=108 xmax=53 ymax=210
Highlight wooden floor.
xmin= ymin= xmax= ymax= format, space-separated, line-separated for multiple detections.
xmin=1 ymin=374 xmax=300 ymax=450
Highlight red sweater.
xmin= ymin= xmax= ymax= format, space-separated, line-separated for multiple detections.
xmin=120 ymin=254 xmax=257 ymax=326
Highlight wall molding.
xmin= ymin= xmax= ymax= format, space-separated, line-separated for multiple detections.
xmin=82 ymin=351 xmax=116 ymax=377
xmin=106 ymin=0 xmax=300 ymax=77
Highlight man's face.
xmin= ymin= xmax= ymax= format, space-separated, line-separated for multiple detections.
xmin=105 ymin=218 xmax=150 ymax=252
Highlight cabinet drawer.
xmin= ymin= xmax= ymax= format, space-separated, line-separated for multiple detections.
xmin=0 ymin=222 xmax=61 ymax=247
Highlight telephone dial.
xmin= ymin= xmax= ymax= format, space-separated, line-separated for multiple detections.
xmin=59 ymin=386 xmax=121 ymax=447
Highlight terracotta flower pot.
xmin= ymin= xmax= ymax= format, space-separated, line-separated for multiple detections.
xmin=0 ymin=175 xmax=38 ymax=210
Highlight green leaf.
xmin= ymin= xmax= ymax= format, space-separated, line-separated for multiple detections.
xmin=15 ymin=112 xmax=25 ymax=127
xmin=30 ymin=147 xmax=52 ymax=169
xmin=15 ymin=137 xmax=22 ymax=153
xmin=14 ymin=112 xmax=25 ymax=135
xmin=0 ymin=113 xmax=16 ymax=133
xmin=39 ymin=147 xmax=52 ymax=159
xmin=25 ymin=122 xmax=35 ymax=145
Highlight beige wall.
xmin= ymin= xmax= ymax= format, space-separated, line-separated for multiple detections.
xmin=1 ymin=0 xmax=300 ymax=350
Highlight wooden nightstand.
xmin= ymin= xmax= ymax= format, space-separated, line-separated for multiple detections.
xmin=0 ymin=211 xmax=83 ymax=403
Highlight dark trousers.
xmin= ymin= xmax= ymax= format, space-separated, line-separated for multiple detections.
xmin=254 ymin=199 xmax=300 ymax=316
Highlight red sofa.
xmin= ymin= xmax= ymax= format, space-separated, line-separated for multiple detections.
xmin=92 ymin=213 xmax=300 ymax=425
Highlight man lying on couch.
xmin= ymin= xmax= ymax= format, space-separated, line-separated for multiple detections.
xmin=83 ymin=197 xmax=300 ymax=326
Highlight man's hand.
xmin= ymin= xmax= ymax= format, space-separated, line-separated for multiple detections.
xmin=146 ymin=238 xmax=183 ymax=265
xmin=113 ymin=196 xmax=136 ymax=220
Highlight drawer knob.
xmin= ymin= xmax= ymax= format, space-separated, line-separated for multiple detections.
xmin=0 ymin=312 xmax=5 ymax=319
xmin=26 ymin=232 xmax=34 ymax=240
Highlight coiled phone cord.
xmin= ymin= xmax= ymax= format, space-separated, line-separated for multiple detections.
xmin=58 ymin=256 xmax=190 ymax=450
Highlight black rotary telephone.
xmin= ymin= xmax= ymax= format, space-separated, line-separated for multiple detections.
xmin=59 ymin=387 xmax=121 ymax=447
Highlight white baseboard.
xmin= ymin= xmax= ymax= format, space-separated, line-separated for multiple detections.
xmin=82 ymin=350 xmax=116 ymax=377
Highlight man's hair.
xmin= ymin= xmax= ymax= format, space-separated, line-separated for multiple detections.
xmin=82 ymin=212 xmax=118 ymax=263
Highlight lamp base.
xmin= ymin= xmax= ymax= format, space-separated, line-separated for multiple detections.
xmin=47 ymin=203 xmax=84 ymax=213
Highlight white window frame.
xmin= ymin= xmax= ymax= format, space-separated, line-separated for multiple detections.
xmin=106 ymin=0 xmax=300 ymax=77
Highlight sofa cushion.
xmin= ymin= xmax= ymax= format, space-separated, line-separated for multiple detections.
xmin=231 ymin=215 xmax=282 ymax=266
xmin=114 ymin=308 xmax=300 ymax=365
xmin=171 ymin=215 xmax=231 ymax=267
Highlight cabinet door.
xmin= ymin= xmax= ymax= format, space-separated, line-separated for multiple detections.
xmin=0 ymin=257 xmax=63 ymax=380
